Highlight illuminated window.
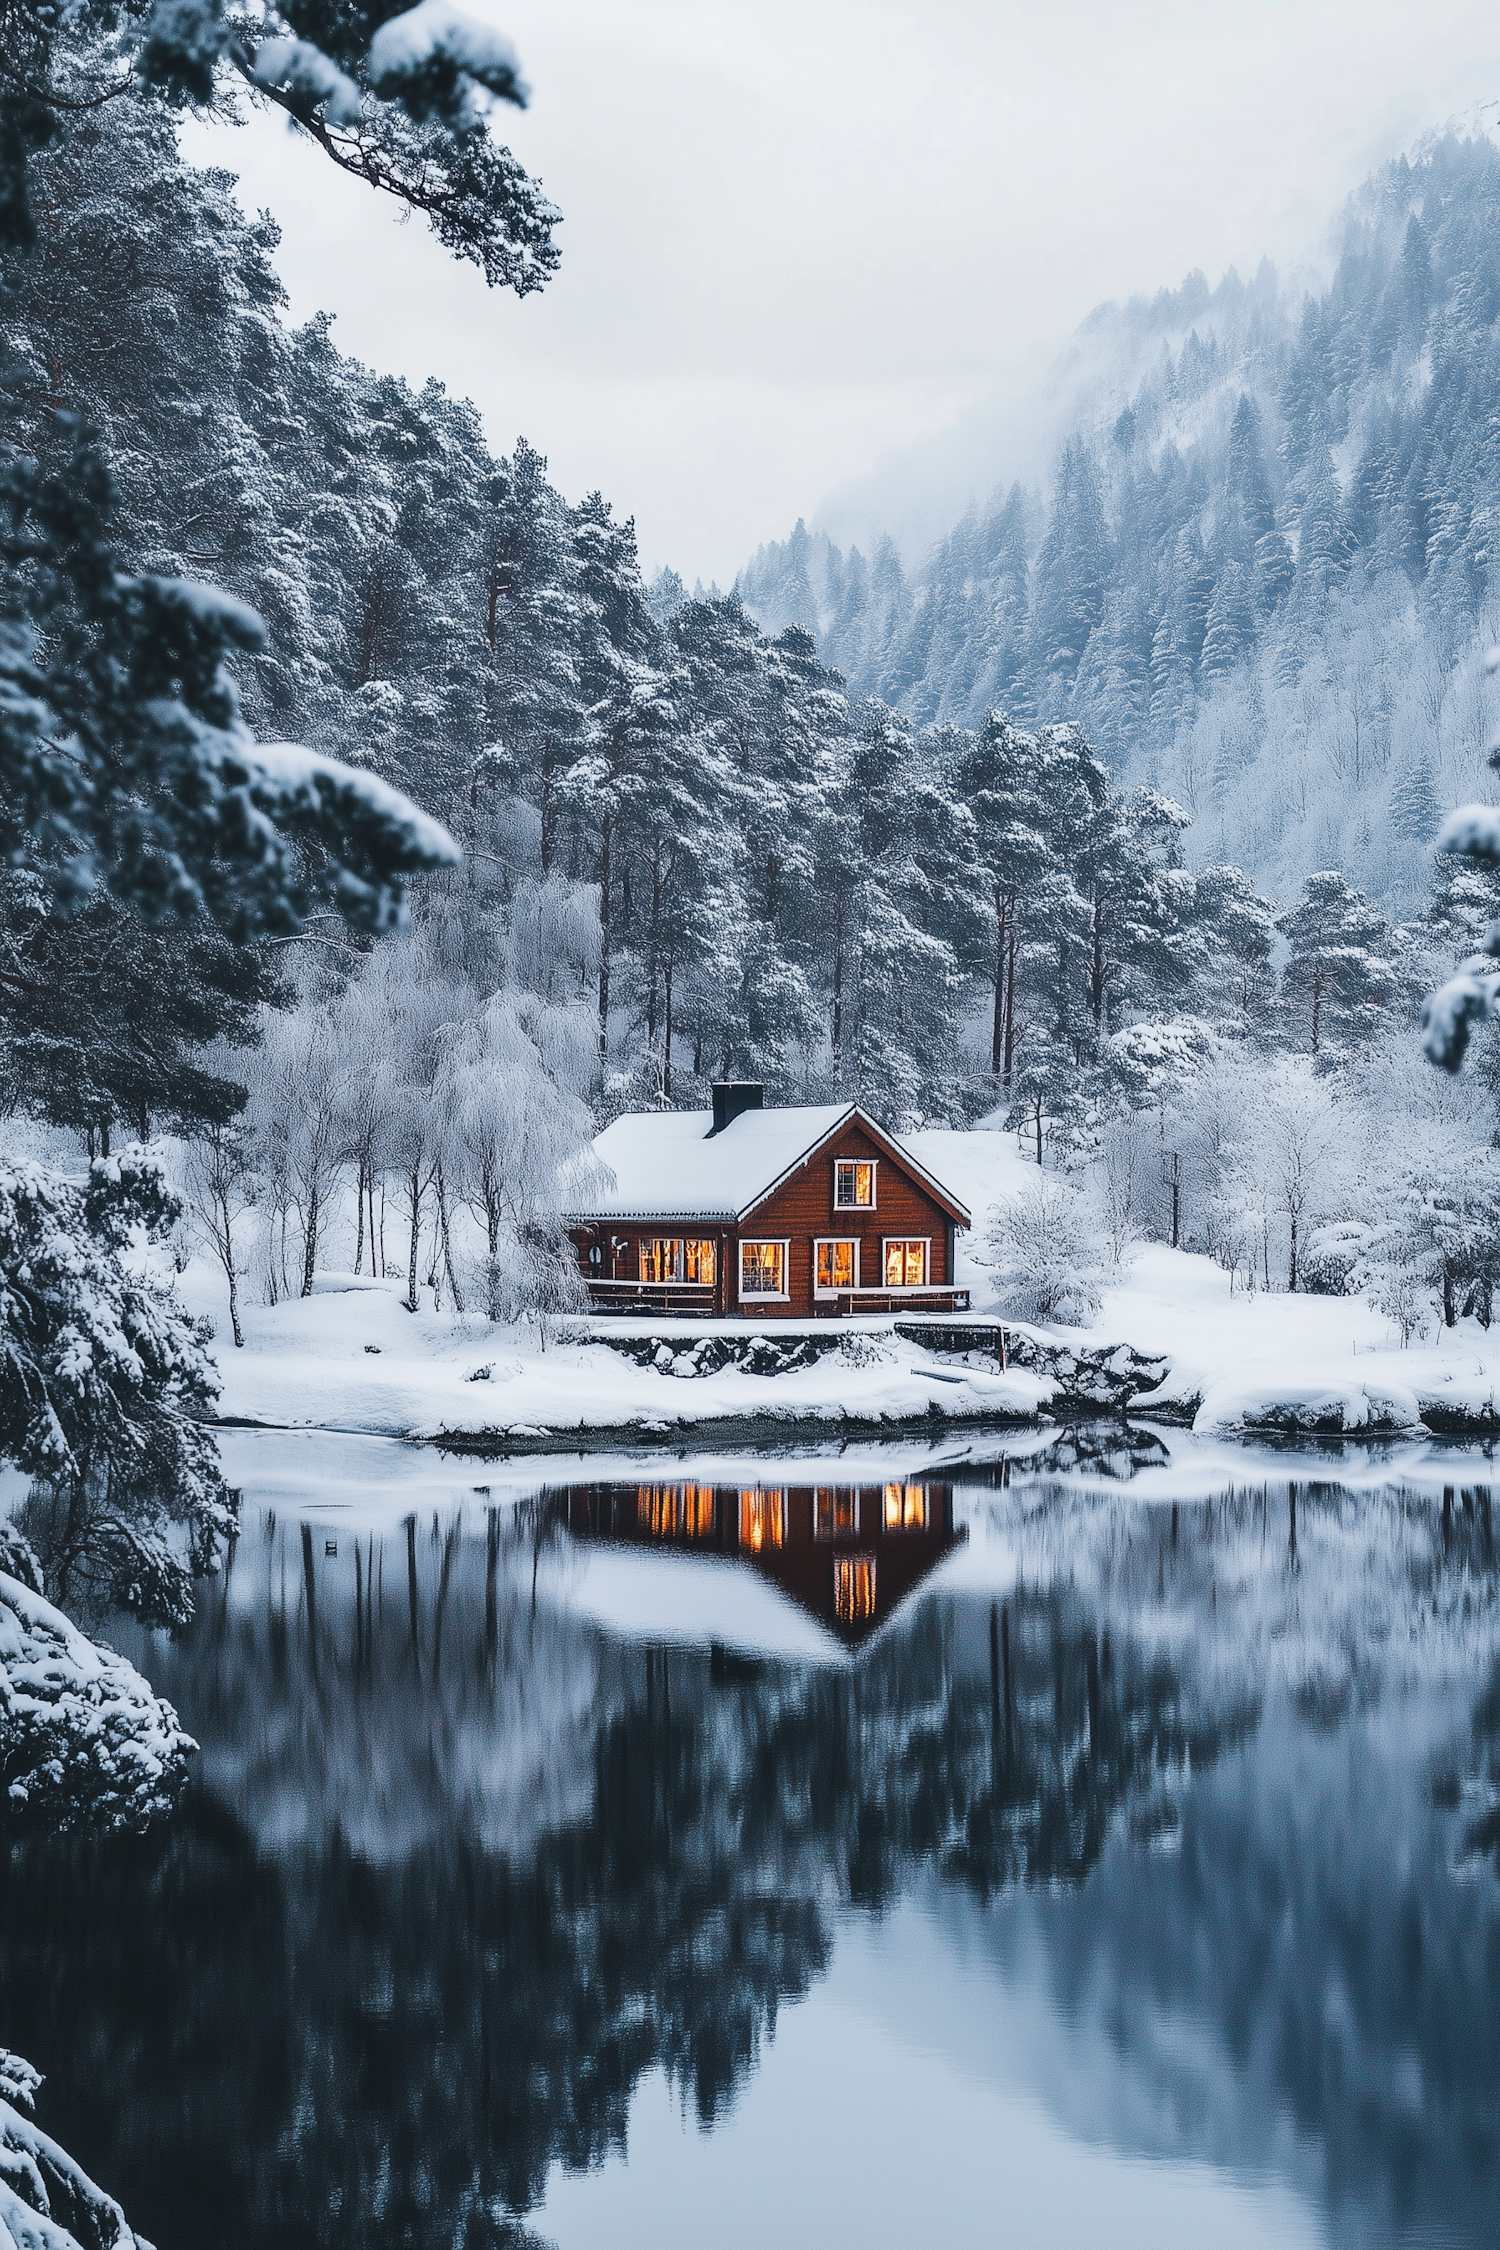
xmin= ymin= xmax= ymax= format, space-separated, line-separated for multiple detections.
xmin=834 ymin=1553 xmax=877 ymax=1625
xmin=815 ymin=1239 xmax=857 ymax=1293
xmin=684 ymin=1239 xmax=716 ymax=1285
xmin=814 ymin=1487 xmax=859 ymax=1540
xmin=834 ymin=1160 xmax=876 ymax=1209
xmin=637 ymin=1484 xmax=716 ymax=1538
xmin=739 ymin=1489 xmax=786 ymax=1553
xmin=883 ymin=1239 xmax=928 ymax=1288
xmin=637 ymin=1239 xmax=717 ymax=1285
xmin=883 ymin=1482 xmax=928 ymax=1531
xmin=740 ymin=1240 xmax=787 ymax=1297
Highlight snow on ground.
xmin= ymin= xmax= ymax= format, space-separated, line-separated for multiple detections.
xmin=182 ymin=1267 xmax=1047 ymax=1442
xmin=169 ymin=1124 xmax=1500 ymax=1446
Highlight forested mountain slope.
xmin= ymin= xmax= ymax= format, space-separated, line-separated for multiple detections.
xmin=735 ymin=132 xmax=1500 ymax=914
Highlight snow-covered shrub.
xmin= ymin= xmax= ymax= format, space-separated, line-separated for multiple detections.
xmin=2 ymin=2044 xmax=151 ymax=2247
xmin=0 ymin=1572 xmax=193 ymax=1833
xmin=0 ymin=1150 xmax=234 ymax=1627
xmin=986 ymin=1176 xmax=1105 ymax=1327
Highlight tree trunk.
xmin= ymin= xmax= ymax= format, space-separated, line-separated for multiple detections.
xmin=1003 ymin=926 xmax=1018 ymax=1087
xmin=1091 ymin=893 xmax=1107 ymax=1030
xmin=406 ymin=1167 xmax=422 ymax=1313
xmin=597 ymin=816 xmax=612 ymax=1062
xmin=832 ymin=884 xmax=846 ymax=1086
xmin=646 ymin=848 xmax=662 ymax=1050
xmin=1288 ymin=1206 xmax=1298 ymax=1293
xmin=1034 ymin=1095 xmax=1043 ymax=1167
xmin=436 ymin=1165 xmax=465 ymax=1315
xmin=354 ymin=1157 xmax=366 ymax=1275
xmin=991 ymin=888 xmax=1007 ymax=1076
xmin=1311 ymin=965 xmax=1322 ymax=1053
xmin=663 ymin=954 xmax=674 ymax=1102
xmin=300 ymin=1186 xmax=319 ymax=1297
xmin=215 ymin=1182 xmax=245 ymax=1349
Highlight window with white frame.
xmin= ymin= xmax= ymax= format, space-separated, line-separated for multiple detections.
xmin=814 ymin=1238 xmax=858 ymax=1294
xmin=833 ymin=1159 xmax=876 ymax=1209
xmin=739 ymin=1239 xmax=788 ymax=1298
xmin=882 ymin=1238 xmax=928 ymax=1287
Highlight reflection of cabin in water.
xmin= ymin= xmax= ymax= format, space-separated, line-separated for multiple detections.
xmin=564 ymin=1476 xmax=963 ymax=1648
xmin=563 ymin=1082 xmax=971 ymax=1316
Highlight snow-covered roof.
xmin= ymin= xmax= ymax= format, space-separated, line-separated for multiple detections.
xmin=563 ymin=1103 xmax=971 ymax=1227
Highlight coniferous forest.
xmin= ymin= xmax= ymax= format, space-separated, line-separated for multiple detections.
xmin=13 ymin=7 xmax=1500 ymax=2246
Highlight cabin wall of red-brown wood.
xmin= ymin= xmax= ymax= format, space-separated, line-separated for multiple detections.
xmin=733 ymin=1120 xmax=956 ymax=1316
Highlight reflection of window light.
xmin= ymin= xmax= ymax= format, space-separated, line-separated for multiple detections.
xmin=814 ymin=1488 xmax=858 ymax=1539
xmin=834 ymin=1160 xmax=875 ymax=1208
xmin=815 ymin=1239 xmax=856 ymax=1292
xmin=883 ymin=1239 xmax=927 ymax=1287
xmin=740 ymin=1241 xmax=786 ymax=1296
xmin=637 ymin=1484 xmax=716 ymax=1538
xmin=834 ymin=1553 xmax=877 ymax=1624
xmin=883 ymin=1482 xmax=928 ymax=1530
xmin=739 ymin=1489 xmax=786 ymax=1553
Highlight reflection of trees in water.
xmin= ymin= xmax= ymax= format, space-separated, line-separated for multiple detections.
xmin=0 ymin=1523 xmax=1235 ymax=2250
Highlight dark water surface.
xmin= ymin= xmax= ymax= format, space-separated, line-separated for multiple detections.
xmin=6 ymin=1426 xmax=1500 ymax=2249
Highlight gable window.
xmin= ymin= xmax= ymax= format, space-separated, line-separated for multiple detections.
xmin=739 ymin=1240 xmax=788 ymax=1299
xmin=739 ymin=1489 xmax=786 ymax=1553
xmin=814 ymin=1238 xmax=858 ymax=1294
xmin=883 ymin=1239 xmax=928 ymax=1288
xmin=638 ymin=1238 xmax=716 ymax=1284
xmin=814 ymin=1487 xmax=859 ymax=1540
xmin=834 ymin=1553 xmax=877 ymax=1626
xmin=883 ymin=1482 xmax=929 ymax=1531
xmin=834 ymin=1159 xmax=876 ymax=1209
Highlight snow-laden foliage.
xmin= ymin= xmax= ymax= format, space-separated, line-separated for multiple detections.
xmin=0 ymin=1149 xmax=232 ymax=1625
xmin=985 ymin=1173 xmax=1105 ymax=1327
xmin=1 ymin=2045 xmax=147 ymax=2249
xmin=0 ymin=1570 xmax=193 ymax=1833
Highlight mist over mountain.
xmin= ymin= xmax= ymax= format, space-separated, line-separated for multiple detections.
xmin=735 ymin=127 xmax=1500 ymax=913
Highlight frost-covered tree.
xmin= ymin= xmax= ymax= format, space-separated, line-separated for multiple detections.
xmin=0 ymin=1149 xmax=231 ymax=1626
xmin=985 ymin=1173 xmax=1105 ymax=1326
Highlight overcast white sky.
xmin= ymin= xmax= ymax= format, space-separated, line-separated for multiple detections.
xmin=185 ymin=0 xmax=1500 ymax=584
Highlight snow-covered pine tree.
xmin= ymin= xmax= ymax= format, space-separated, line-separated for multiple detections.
xmin=1 ymin=1148 xmax=232 ymax=1627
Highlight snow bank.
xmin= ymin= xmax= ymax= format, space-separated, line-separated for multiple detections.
xmin=1194 ymin=1372 xmax=1424 ymax=1436
xmin=0 ymin=1572 xmax=194 ymax=1832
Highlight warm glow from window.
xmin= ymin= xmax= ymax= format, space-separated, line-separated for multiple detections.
xmin=739 ymin=1489 xmax=786 ymax=1553
xmin=834 ymin=1553 xmax=877 ymax=1625
xmin=884 ymin=1239 xmax=927 ymax=1287
xmin=814 ymin=1488 xmax=858 ymax=1540
xmin=637 ymin=1484 xmax=716 ymax=1538
xmin=740 ymin=1241 xmax=786 ymax=1295
xmin=638 ymin=1239 xmax=716 ymax=1285
xmin=883 ymin=1482 xmax=928 ymax=1531
xmin=816 ymin=1240 xmax=856 ymax=1291
xmin=834 ymin=1160 xmax=875 ymax=1208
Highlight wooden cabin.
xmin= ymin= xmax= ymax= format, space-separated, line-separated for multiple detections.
xmin=564 ymin=1081 xmax=971 ymax=1317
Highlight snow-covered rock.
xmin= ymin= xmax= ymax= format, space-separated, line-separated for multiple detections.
xmin=1 ymin=2052 xmax=146 ymax=2249
xmin=0 ymin=1573 xmax=194 ymax=1833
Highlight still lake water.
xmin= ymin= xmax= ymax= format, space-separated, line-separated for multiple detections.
xmin=6 ymin=1423 xmax=1500 ymax=2249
